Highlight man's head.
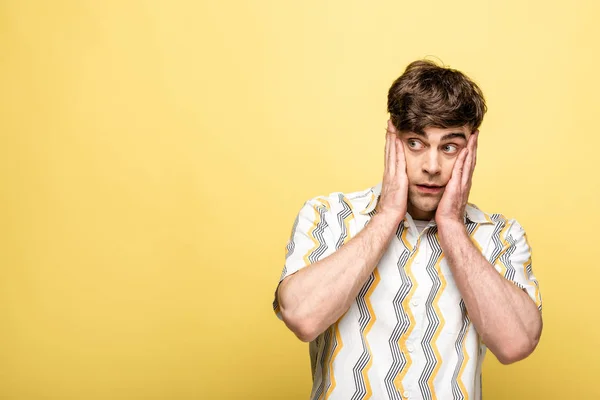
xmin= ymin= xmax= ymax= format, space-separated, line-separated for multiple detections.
xmin=387 ymin=60 xmax=487 ymax=220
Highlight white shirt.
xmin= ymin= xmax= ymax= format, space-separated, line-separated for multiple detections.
xmin=273 ymin=182 xmax=542 ymax=400
xmin=413 ymin=220 xmax=430 ymax=235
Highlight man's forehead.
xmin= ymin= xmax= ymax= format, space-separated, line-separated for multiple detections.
xmin=402 ymin=125 xmax=471 ymax=140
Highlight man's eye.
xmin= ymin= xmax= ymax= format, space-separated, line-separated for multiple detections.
xmin=443 ymin=144 xmax=458 ymax=153
xmin=408 ymin=140 xmax=422 ymax=149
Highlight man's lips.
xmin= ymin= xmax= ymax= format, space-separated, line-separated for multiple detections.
xmin=416 ymin=184 xmax=444 ymax=194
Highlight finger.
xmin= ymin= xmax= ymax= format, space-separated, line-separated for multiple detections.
xmin=387 ymin=119 xmax=399 ymax=135
xmin=386 ymin=120 xmax=398 ymax=177
xmin=451 ymin=148 xmax=469 ymax=190
xmin=388 ymin=132 xmax=397 ymax=180
xmin=466 ymin=131 xmax=479 ymax=187
xmin=384 ymin=131 xmax=391 ymax=176
xmin=396 ymin=136 xmax=407 ymax=175
xmin=462 ymin=139 xmax=476 ymax=188
xmin=462 ymin=152 xmax=473 ymax=188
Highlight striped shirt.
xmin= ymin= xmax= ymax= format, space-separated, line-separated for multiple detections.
xmin=273 ymin=182 xmax=542 ymax=400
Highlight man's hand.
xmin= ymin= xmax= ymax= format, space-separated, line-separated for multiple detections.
xmin=435 ymin=130 xmax=479 ymax=227
xmin=375 ymin=120 xmax=409 ymax=226
xmin=277 ymin=124 xmax=411 ymax=342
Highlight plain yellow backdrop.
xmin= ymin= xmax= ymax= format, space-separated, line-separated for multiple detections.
xmin=1 ymin=1 xmax=598 ymax=399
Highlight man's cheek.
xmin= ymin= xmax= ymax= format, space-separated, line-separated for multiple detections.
xmin=446 ymin=159 xmax=459 ymax=176
xmin=406 ymin=168 xmax=419 ymax=184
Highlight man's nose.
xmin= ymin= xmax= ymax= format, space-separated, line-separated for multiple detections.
xmin=422 ymin=150 xmax=441 ymax=175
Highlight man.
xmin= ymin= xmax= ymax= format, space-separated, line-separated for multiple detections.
xmin=272 ymin=60 xmax=543 ymax=400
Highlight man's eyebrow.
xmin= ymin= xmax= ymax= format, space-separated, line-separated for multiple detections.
xmin=405 ymin=131 xmax=427 ymax=137
xmin=441 ymin=132 xmax=467 ymax=141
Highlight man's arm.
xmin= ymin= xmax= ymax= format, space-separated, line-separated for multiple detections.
xmin=435 ymin=131 xmax=542 ymax=364
xmin=278 ymin=126 xmax=408 ymax=342
xmin=437 ymin=221 xmax=542 ymax=364
xmin=277 ymin=211 xmax=397 ymax=342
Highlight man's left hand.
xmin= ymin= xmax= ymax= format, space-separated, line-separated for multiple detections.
xmin=435 ymin=130 xmax=479 ymax=227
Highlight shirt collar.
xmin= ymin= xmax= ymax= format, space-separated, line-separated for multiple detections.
xmin=464 ymin=203 xmax=494 ymax=224
xmin=359 ymin=182 xmax=493 ymax=225
xmin=359 ymin=182 xmax=382 ymax=215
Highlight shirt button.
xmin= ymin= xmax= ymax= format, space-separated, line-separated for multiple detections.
xmin=403 ymin=221 xmax=410 ymax=228
xmin=411 ymin=299 xmax=419 ymax=307
xmin=407 ymin=345 xmax=414 ymax=353
xmin=403 ymin=391 xmax=410 ymax=398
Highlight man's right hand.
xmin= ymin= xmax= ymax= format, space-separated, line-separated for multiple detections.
xmin=277 ymin=120 xmax=410 ymax=342
xmin=375 ymin=120 xmax=409 ymax=225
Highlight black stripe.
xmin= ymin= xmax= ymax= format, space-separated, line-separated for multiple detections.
xmin=488 ymin=215 xmax=507 ymax=263
xmin=336 ymin=195 xmax=353 ymax=250
xmin=466 ymin=220 xmax=478 ymax=235
xmin=285 ymin=213 xmax=300 ymax=261
xmin=502 ymin=233 xmax=517 ymax=280
xmin=307 ymin=204 xmax=330 ymax=264
xmin=351 ymin=273 xmax=376 ymax=400
xmin=451 ymin=300 xmax=470 ymax=400
xmin=418 ymin=228 xmax=443 ymax=400
xmin=384 ymin=223 xmax=414 ymax=400
xmin=322 ymin=327 xmax=339 ymax=397
xmin=312 ymin=328 xmax=333 ymax=400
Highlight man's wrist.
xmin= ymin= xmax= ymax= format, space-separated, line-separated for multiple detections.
xmin=370 ymin=211 xmax=404 ymax=237
xmin=436 ymin=219 xmax=468 ymax=245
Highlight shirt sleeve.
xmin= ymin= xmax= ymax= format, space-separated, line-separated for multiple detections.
xmin=272 ymin=196 xmax=339 ymax=320
xmin=491 ymin=219 xmax=543 ymax=312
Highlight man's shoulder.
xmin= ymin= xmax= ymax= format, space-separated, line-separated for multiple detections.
xmin=466 ymin=203 xmax=525 ymax=232
xmin=302 ymin=184 xmax=378 ymax=214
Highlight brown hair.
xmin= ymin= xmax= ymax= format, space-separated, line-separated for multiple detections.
xmin=387 ymin=59 xmax=487 ymax=133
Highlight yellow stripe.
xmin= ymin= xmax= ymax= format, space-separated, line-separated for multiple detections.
xmin=522 ymin=232 xmax=542 ymax=308
xmin=394 ymin=229 xmax=419 ymax=394
xmin=443 ymin=226 xmax=482 ymax=398
xmin=434 ymin=226 xmax=482 ymax=398
xmin=493 ymin=220 xmax=511 ymax=277
xmin=427 ymin=249 xmax=446 ymax=398
xmin=361 ymin=268 xmax=381 ymax=399
xmin=318 ymin=327 xmax=335 ymax=400
xmin=324 ymin=198 xmax=354 ymax=399
xmin=317 ymin=196 xmax=331 ymax=210
xmin=457 ymin=323 xmax=471 ymax=400
xmin=469 ymin=224 xmax=483 ymax=252
xmin=324 ymin=322 xmax=344 ymax=399
xmin=400 ymin=221 xmax=413 ymax=251
xmin=342 ymin=197 xmax=355 ymax=245
xmin=303 ymin=202 xmax=327 ymax=265
xmin=453 ymin=223 xmax=489 ymax=398
xmin=454 ymin=225 xmax=486 ymax=397
xmin=360 ymin=192 xmax=377 ymax=215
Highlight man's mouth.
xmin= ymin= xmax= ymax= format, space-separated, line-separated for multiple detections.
xmin=416 ymin=184 xmax=444 ymax=194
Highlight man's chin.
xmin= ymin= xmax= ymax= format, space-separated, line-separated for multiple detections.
xmin=410 ymin=196 xmax=441 ymax=211
xmin=407 ymin=199 xmax=440 ymax=219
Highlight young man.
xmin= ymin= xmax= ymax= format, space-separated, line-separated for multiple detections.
xmin=273 ymin=60 xmax=543 ymax=400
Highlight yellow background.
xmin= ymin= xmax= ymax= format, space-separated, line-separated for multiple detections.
xmin=1 ymin=1 xmax=598 ymax=399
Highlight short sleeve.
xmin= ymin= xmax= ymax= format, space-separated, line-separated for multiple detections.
xmin=492 ymin=219 xmax=543 ymax=312
xmin=272 ymin=197 xmax=339 ymax=320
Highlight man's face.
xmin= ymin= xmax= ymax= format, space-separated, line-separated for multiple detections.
xmin=398 ymin=124 xmax=472 ymax=220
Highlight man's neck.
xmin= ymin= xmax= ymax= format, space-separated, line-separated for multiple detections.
xmin=407 ymin=203 xmax=435 ymax=221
